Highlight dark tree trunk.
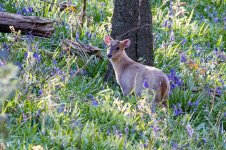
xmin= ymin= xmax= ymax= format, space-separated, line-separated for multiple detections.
xmin=104 ymin=0 xmax=154 ymax=81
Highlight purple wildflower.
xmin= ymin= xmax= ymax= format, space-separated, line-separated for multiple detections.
xmin=171 ymin=141 xmax=178 ymax=150
xmin=194 ymin=99 xmax=200 ymax=107
xmin=224 ymin=17 xmax=226 ymax=22
xmin=202 ymin=138 xmax=207 ymax=143
xmin=170 ymin=30 xmax=175 ymax=42
xmin=169 ymin=0 xmax=174 ymax=16
xmin=52 ymin=60 xmax=57 ymax=65
xmin=199 ymin=15 xmax=204 ymax=20
xmin=181 ymin=38 xmax=187 ymax=46
xmin=143 ymin=79 xmax=149 ymax=88
xmin=0 ymin=6 xmax=4 ymax=12
xmin=186 ymin=124 xmax=194 ymax=137
xmin=93 ymin=33 xmax=97 ymax=39
xmin=88 ymin=33 xmax=92 ymax=39
xmin=61 ymin=74 xmax=66 ymax=81
xmin=15 ymin=61 xmax=22 ymax=69
xmin=22 ymin=113 xmax=28 ymax=122
xmin=144 ymin=142 xmax=148 ymax=148
xmin=101 ymin=2 xmax=105 ymax=7
xmin=173 ymin=104 xmax=183 ymax=116
xmin=188 ymin=101 xmax=193 ymax=106
xmin=215 ymin=87 xmax=222 ymax=95
xmin=0 ymin=59 xmax=4 ymax=67
xmin=76 ymin=31 xmax=79 ymax=41
xmin=168 ymin=69 xmax=183 ymax=90
xmin=213 ymin=17 xmax=219 ymax=23
xmin=3 ymin=43 xmax=7 ymax=49
xmin=204 ymin=6 xmax=211 ymax=12
xmin=24 ymin=52 xmax=28 ymax=58
xmin=180 ymin=53 xmax=187 ymax=62
xmin=162 ymin=20 xmax=168 ymax=27
xmin=38 ymin=90 xmax=42 ymax=95
xmin=22 ymin=7 xmax=28 ymax=15
xmin=125 ymin=125 xmax=129 ymax=135
xmin=92 ymin=100 xmax=98 ymax=106
xmin=86 ymin=31 xmax=89 ymax=38
xmin=28 ymin=6 xmax=33 ymax=13
xmin=33 ymin=52 xmax=41 ymax=62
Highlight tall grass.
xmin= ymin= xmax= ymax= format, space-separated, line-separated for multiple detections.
xmin=0 ymin=0 xmax=225 ymax=149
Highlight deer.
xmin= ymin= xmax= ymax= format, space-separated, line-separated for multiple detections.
xmin=104 ymin=35 xmax=170 ymax=106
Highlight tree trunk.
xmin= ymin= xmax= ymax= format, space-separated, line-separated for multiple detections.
xmin=104 ymin=0 xmax=154 ymax=81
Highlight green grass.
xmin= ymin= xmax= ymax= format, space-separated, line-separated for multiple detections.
xmin=0 ymin=0 xmax=225 ymax=149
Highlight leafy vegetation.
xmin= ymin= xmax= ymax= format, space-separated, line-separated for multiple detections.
xmin=0 ymin=0 xmax=225 ymax=149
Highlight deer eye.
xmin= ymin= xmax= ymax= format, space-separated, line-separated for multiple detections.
xmin=116 ymin=47 xmax=120 ymax=50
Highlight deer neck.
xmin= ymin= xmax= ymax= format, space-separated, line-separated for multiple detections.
xmin=110 ymin=51 xmax=134 ymax=75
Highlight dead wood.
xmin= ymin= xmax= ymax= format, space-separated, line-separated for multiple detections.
xmin=0 ymin=12 xmax=54 ymax=37
xmin=62 ymin=39 xmax=102 ymax=59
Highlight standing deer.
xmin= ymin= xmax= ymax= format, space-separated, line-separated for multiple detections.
xmin=104 ymin=35 xmax=170 ymax=106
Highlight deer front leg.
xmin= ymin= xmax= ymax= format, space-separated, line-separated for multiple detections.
xmin=120 ymin=84 xmax=132 ymax=96
xmin=119 ymin=79 xmax=133 ymax=96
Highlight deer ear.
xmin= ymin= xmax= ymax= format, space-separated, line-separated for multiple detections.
xmin=123 ymin=39 xmax=131 ymax=48
xmin=104 ymin=35 xmax=111 ymax=45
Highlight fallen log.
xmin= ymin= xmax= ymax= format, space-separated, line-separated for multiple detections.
xmin=62 ymin=39 xmax=103 ymax=59
xmin=0 ymin=12 xmax=54 ymax=37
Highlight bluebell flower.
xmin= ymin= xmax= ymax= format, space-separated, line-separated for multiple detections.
xmin=143 ymin=142 xmax=148 ymax=148
xmin=52 ymin=60 xmax=57 ymax=65
xmin=173 ymin=104 xmax=183 ymax=116
xmin=22 ymin=7 xmax=28 ymax=15
xmin=170 ymin=30 xmax=175 ymax=42
xmin=171 ymin=140 xmax=178 ymax=150
xmin=76 ymin=31 xmax=79 ymax=41
xmin=213 ymin=17 xmax=219 ymax=23
xmin=93 ymin=33 xmax=97 ymax=39
xmin=169 ymin=0 xmax=174 ymax=16
xmin=0 ymin=59 xmax=4 ymax=67
xmin=186 ymin=124 xmax=194 ymax=137
xmin=33 ymin=52 xmax=41 ymax=62
xmin=3 ymin=43 xmax=8 ymax=49
xmin=224 ymin=17 xmax=226 ymax=22
xmin=181 ymin=38 xmax=187 ymax=46
xmin=180 ymin=53 xmax=187 ymax=62
xmin=86 ymin=31 xmax=89 ymax=38
xmin=193 ymin=99 xmax=200 ymax=107
xmin=100 ymin=2 xmax=105 ymax=7
xmin=88 ymin=33 xmax=92 ymax=39
xmin=125 ymin=125 xmax=129 ymax=135
xmin=38 ymin=89 xmax=42 ymax=95
xmin=15 ymin=61 xmax=22 ymax=69
xmin=61 ymin=74 xmax=66 ymax=81
xmin=188 ymin=101 xmax=193 ymax=106
xmin=92 ymin=100 xmax=98 ymax=106
xmin=143 ymin=79 xmax=149 ymax=88
xmin=216 ymin=87 xmax=222 ymax=95
xmin=199 ymin=15 xmax=204 ymax=20
xmin=28 ymin=6 xmax=33 ymax=13
xmin=24 ymin=52 xmax=28 ymax=58
xmin=0 ymin=6 xmax=4 ymax=12
xmin=162 ymin=20 xmax=168 ymax=27
xmin=168 ymin=69 xmax=183 ymax=90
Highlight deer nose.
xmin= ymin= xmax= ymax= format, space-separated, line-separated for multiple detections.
xmin=107 ymin=54 xmax=112 ymax=58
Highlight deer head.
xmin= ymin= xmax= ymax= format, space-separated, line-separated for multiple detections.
xmin=104 ymin=35 xmax=131 ymax=59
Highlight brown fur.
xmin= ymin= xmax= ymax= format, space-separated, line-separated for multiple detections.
xmin=104 ymin=36 xmax=170 ymax=106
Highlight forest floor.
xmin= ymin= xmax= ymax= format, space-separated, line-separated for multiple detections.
xmin=0 ymin=0 xmax=225 ymax=149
